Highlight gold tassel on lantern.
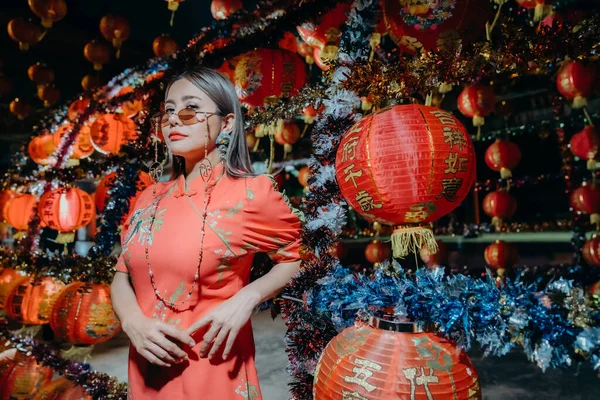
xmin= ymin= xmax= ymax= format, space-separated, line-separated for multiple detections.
xmin=55 ymin=232 xmax=75 ymax=244
xmin=391 ymin=226 xmax=438 ymax=258
xmin=11 ymin=325 xmax=42 ymax=338
xmin=13 ymin=231 xmax=27 ymax=240
xmin=167 ymin=0 xmax=180 ymax=26
xmin=500 ymin=167 xmax=512 ymax=179
xmin=369 ymin=33 xmax=381 ymax=62
xmin=61 ymin=345 xmax=94 ymax=364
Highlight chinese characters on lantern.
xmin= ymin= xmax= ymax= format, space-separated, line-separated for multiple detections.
xmin=280 ymin=60 xmax=295 ymax=97
xmin=343 ymin=357 xmax=382 ymax=398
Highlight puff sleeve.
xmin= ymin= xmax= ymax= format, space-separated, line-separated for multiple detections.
xmin=243 ymin=174 xmax=303 ymax=263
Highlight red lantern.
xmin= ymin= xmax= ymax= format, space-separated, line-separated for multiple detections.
xmin=5 ymin=194 xmax=37 ymax=237
xmin=5 ymin=277 xmax=65 ymax=324
xmin=28 ymin=0 xmax=67 ymax=29
xmin=482 ymin=190 xmax=517 ymax=227
xmin=570 ymin=183 xmax=600 ymax=225
xmin=95 ymin=171 xmax=153 ymax=214
xmin=210 ymin=0 xmax=242 ymax=20
xmin=67 ymin=97 xmax=90 ymax=121
xmin=53 ymin=125 xmax=94 ymax=161
xmin=99 ymin=15 xmax=130 ymax=58
xmin=516 ymin=0 xmax=548 ymax=22
xmin=484 ymin=240 xmax=518 ymax=275
xmin=314 ymin=318 xmax=481 ymax=400
xmin=570 ymin=126 xmax=599 ymax=170
xmin=9 ymin=99 xmax=31 ymax=120
xmin=81 ymin=74 xmax=102 ymax=91
xmin=556 ymin=61 xmax=596 ymax=109
xmin=37 ymin=85 xmax=60 ymax=107
xmin=83 ymin=40 xmax=111 ymax=71
xmin=382 ymin=0 xmax=489 ymax=54
xmin=0 ymin=190 xmax=17 ymax=222
xmin=274 ymin=121 xmax=301 ymax=146
xmin=27 ymin=63 xmax=54 ymax=88
xmin=7 ymin=18 xmax=43 ymax=51
xmin=38 ymin=187 xmax=94 ymax=243
xmin=335 ymin=105 xmax=475 ymax=258
xmin=582 ymin=234 xmax=600 ymax=267
xmin=457 ymin=85 xmax=496 ymax=128
xmin=28 ymin=134 xmax=56 ymax=165
xmin=165 ymin=0 xmax=184 ymax=26
xmin=484 ymin=139 xmax=521 ymax=179
xmin=297 ymin=166 xmax=311 ymax=188
xmin=419 ymin=240 xmax=448 ymax=268
xmin=152 ymin=34 xmax=178 ymax=57
xmin=90 ymin=113 xmax=138 ymax=154
xmin=329 ymin=241 xmax=348 ymax=259
xmin=302 ymin=104 xmax=323 ymax=124
xmin=365 ymin=240 xmax=391 ymax=264
xmin=50 ymin=282 xmax=121 ymax=345
xmin=0 ymin=269 xmax=28 ymax=309
xmin=33 ymin=377 xmax=92 ymax=400
xmin=234 ymin=49 xmax=307 ymax=108
xmin=1 ymin=352 xmax=53 ymax=400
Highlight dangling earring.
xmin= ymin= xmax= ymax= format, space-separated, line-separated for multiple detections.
xmin=216 ymin=132 xmax=230 ymax=161
xmin=149 ymin=137 xmax=164 ymax=182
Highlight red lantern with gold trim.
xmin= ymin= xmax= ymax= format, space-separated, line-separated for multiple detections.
xmin=365 ymin=240 xmax=391 ymax=264
xmin=570 ymin=126 xmax=599 ymax=170
xmin=582 ymin=234 xmax=600 ymax=267
xmin=9 ymin=99 xmax=31 ymax=120
xmin=382 ymin=0 xmax=489 ymax=54
xmin=0 ymin=190 xmax=16 ymax=222
xmin=484 ymin=139 xmax=521 ymax=179
xmin=570 ymin=183 xmax=600 ymax=225
xmin=67 ymin=97 xmax=90 ymax=121
xmin=152 ymin=34 xmax=178 ymax=57
xmin=27 ymin=63 xmax=54 ymax=89
xmin=234 ymin=49 xmax=307 ymax=108
xmin=38 ymin=187 xmax=94 ymax=244
xmin=274 ymin=121 xmax=301 ymax=157
xmin=81 ymin=74 xmax=102 ymax=91
xmin=1 ymin=352 xmax=53 ymax=400
xmin=457 ymin=85 xmax=496 ymax=130
xmin=5 ymin=277 xmax=64 ymax=324
xmin=314 ymin=318 xmax=482 ymax=400
xmin=0 ymin=269 xmax=28 ymax=309
xmin=419 ymin=240 xmax=448 ymax=268
xmin=28 ymin=0 xmax=67 ymax=29
xmin=484 ymin=240 xmax=518 ymax=276
xmin=37 ymin=84 xmax=60 ymax=107
xmin=482 ymin=190 xmax=517 ymax=227
xmin=95 ymin=171 xmax=153 ymax=214
xmin=556 ymin=61 xmax=596 ymax=109
xmin=33 ymin=377 xmax=92 ymax=400
xmin=83 ymin=40 xmax=111 ymax=71
xmin=5 ymin=194 xmax=37 ymax=238
xmin=50 ymin=282 xmax=121 ymax=345
xmin=99 ymin=15 xmax=130 ymax=59
xmin=210 ymin=0 xmax=242 ymax=20
xmin=28 ymin=134 xmax=56 ymax=165
xmin=335 ymin=105 xmax=475 ymax=258
xmin=7 ymin=18 xmax=43 ymax=51
xmin=90 ymin=113 xmax=138 ymax=154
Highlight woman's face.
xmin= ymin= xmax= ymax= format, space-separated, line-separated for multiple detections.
xmin=162 ymin=78 xmax=232 ymax=159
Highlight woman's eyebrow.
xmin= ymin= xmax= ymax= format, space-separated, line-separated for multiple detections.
xmin=182 ymin=95 xmax=203 ymax=101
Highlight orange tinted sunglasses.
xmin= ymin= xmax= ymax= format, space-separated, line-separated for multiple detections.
xmin=157 ymin=108 xmax=223 ymax=127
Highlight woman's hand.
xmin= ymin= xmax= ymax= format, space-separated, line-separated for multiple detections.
xmin=185 ymin=289 xmax=261 ymax=361
xmin=123 ymin=315 xmax=196 ymax=367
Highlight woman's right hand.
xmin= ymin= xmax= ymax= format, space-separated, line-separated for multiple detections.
xmin=123 ymin=316 xmax=196 ymax=367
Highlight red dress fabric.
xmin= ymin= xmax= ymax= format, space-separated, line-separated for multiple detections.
xmin=116 ymin=163 xmax=302 ymax=399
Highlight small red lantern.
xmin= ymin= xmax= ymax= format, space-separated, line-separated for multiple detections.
xmin=570 ymin=183 xmax=600 ymax=225
xmin=50 ymin=282 xmax=121 ymax=345
xmin=95 ymin=171 xmax=153 ymax=214
xmin=67 ymin=97 xmax=90 ymax=120
xmin=33 ymin=376 xmax=92 ymax=400
xmin=556 ymin=61 xmax=596 ymax=109
xmin=83 ymin=40 xmax=111 ymax=71
xmin=365 ymin=240 xmax=391 ymax=264
xmin=570 ymin=126 xmax=599 ymax=170
xmin=28 ymin=0 xmax=67 ymax=29
xmin=419 ymin=240 xmax=448 ymax=268
xmin=457 ymin=84 xmax=496 ymax=130
xmin=152 ymin=34 xmax=178 ymax=57
xmin=7 ymin=18 xmax=43 ymax=51
xmin=210 ymin=0 xmax=242 ymax=20
xmin=484 ymin=240 xmax=518 ymax=275
xmin=234 ymin=49 xmax=307 ymax=108
xmin=336 ymin=105 xmax=475 ymax=258
xmin=0 ymin=190 xmax=17 ymax=222
xmin=314 ymin=318 xmax=482 ymax=400
xmin=28 ymin=134 xmax=56 ymax=165
xmin=516 ymin=0 xmax=548 ymax=22
xmin=329 ymin=241 xmax=348 ymax=259
xmin=5 ymin=276 xmax=65 ymax=324
xmin=38 ymin=187 xmax=94 ymax=243
xmin=1 ymin=352 xmax=53 ymax=400
xmin=484 ymin=139 xmax=522 ymax=179
xmin=53 ymin=125 xmax=94 ymax=161
xmin=482 ymin=190 xmax=517 ymax=227
xmin=297 ymin=166 xmax=311 ymax=188
xmin=81 ymin=74 xmax=102 ymax=91
xmin=99 ymin=15 xmax=130 ymax=59
xmin=27 ymin=63 xmax=54 ymax=88
xmin=90 ymin=113 xmax=138 ymax=154
xmin=0 ymin=269 xmax=29 ymax=309
xmin=37 ymin=84 xmax=60 ymax=107
xmin=274 ymin=121 xmax=301 ymax=156
xmin=582 ymin=234 xmax=600 ymax=267
xmin=9 ymin=99 xmax=31 ymax=120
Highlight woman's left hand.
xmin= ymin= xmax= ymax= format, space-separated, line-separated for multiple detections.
xmin=185 ymin=289 xmax=261 ymax=360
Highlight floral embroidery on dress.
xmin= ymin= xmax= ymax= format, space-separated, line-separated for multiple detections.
xmin=152 ymin=281 xmax=184 ymax=328
xmin=124 ymin=205 xmax=167 ymax=247
xmin=234 ymin=368 xmax=261 ymax=399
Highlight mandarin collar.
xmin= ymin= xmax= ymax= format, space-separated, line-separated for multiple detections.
xmin=173 ymin=161 xmax=224 ymax=198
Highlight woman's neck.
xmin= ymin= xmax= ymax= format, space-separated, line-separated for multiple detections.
xmin=183 ymin=149 xmax=222 ymax=185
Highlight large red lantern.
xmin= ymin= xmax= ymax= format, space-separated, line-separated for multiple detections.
xmin=382 ymin=0 xmax=489 ymax=54
xmin=99 ymin=15 xmax=130 ymax=59
xmin=484 ymin=139 xmax=521 ymax=179
xmin=457 ymin=85 xmax=496 ymax=134
xmin=365 ymin=240 xmax=391 ymax=264
xmin=570 ymin=183 xmax=600 ymax=225
xmin=7 ymin=18 xmax=43 ymax=51
xmin=28 ymin=0 xmax=67 ymax=29
xmin=556 ymin=61 xmax=596 ymax=109
xmin=570 ymin=126 xmax=599 ymax=170
xmin=28 ymin=134 xmax=56 ymax=165
xmin=210 ymin=0 xmax=242 ymax=20
xmin=5 ymin=277 xmax=64 ymax=324
xmin=95 ymin=171 xmax=153 ymax=214
xmin=582 ymin=234 xmax=600 ymax=267
xmin=38 ymin=187 xmax=94 ymax=243
xmin=482 ymin=190 xmax=517 ymax=227
xmin=0 ymin=269 xmax=28 ymax=309
xmin=27 ymin=63 xmax=54 ymax=89
xmin=335 ymin=105 xmax=475 ymax=258
xmin=152 ymin=34 xmax=178 ymax=57
xmin=90 ymin=113 xmax=138 ymax=154
xmin=9 ymin=99 xmax=31 ymax=120
xmin=5 ymin=194 xmax=37 ymax=237
xmin=234 ymin=49 xmax=307 ymax=108
xmin=314 ymin=318 xmax=481 ymax=400
xmin=83 ymin=40 xmax=111 ymax=71
xmin=50 ymin=282 xmax=121 ymax=345
xmin=33 ymin=377 xmax=92 ymax=400
xmin=484 ymin=240 xmax=518 ymax=275
xmin=37 ymin=84 xmax=60 ymax=107
xmin=419 ymin=240 xmax=448 ymax=268
xmin=1 ymin=352 xmax=53 ymax=400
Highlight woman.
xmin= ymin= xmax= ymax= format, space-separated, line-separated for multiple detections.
xmin=110 ymin=67 xmax=303 ymax=399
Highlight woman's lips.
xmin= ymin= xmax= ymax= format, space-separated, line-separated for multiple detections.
xmin=168 ymin=132 xmax=188 ymax=141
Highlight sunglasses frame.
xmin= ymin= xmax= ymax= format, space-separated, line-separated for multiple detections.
xmin=155 ymin=108 xmax=224 ymax=127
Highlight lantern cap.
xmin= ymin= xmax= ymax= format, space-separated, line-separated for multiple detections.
xmin=368 ymin=315 xmax=423 ymax=332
